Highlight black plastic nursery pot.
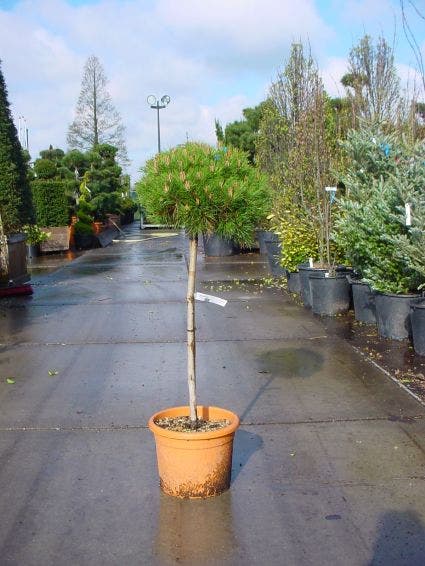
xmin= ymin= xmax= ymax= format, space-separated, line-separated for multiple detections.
xmin=26 ymin=244 xmax=40 ymax=259
xmin=410 ymin=300 xmax=425 ymax=356
xmin=298 ymin=265 xmax=326 ymax=307
xmin=74 ymin=233 xmax=94 ymax=250
xmin=374 ymin=292 xmax=419 ymax=341
xmin=203 ymin=234 xmax=239 ymax=257
xmin=287 ymin=271 xmax=301 ymax=294
xmin=264 ymin=238 xmax=286 ymax=277
xmin=309 ymin=271 xmax=351 ymax=316
xmin=351 ymin=280 xmax=376 ymax=324
xmin=256 ymin=230 xmax=275 ymax=255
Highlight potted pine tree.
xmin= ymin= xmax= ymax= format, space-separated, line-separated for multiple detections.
xmin=136 ymin=142 xmax=269 ymax=498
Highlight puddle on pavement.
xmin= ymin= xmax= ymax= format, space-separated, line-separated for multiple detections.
xmin=258 ymin=347 xmax=324 ymax=378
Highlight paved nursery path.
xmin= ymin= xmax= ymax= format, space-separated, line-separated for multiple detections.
xmin=0 ymin=223 xmax=424 ymax=565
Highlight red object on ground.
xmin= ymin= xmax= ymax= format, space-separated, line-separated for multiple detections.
xmin=0 ymin=284 xmax=33 ymax=297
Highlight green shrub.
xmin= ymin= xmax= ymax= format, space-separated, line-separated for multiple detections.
xmin=136 ymin=142 xmax=270 ymax=245
xmin=73 ymin=220 xmax=93 ymax=236
xmin=33 ymin=158 xmax=57 ymax=179
xmin=31 ymin=179 xmax=70 ymax=227
xmin=273 ymin=211 xmax=319 ymax=272
xmin=90 ymin=191 xmax=123 ymax=220
xmin=0 ymin=61 xmax=35 ymax=232
xmin=22 ymin=224 xmax=50 ymax=245
xmin=334 ymin=128 xmax=423 ymax=293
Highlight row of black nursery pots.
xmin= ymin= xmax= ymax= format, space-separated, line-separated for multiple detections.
xmin=348 ymin=276 xmax=425 ymax=354
xmin=298 ymin=263 xmax=352 ymax=316
xmin=260 ymin=233 xmax=425 ymax=356
xmin=296 ymin=266 xmax=425 ymax=356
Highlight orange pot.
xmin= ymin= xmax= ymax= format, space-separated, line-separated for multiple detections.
xmin=148 ymin=406 xmax=239 ymax=498
xmin=92 ymin=221 xmax=104 ymax=235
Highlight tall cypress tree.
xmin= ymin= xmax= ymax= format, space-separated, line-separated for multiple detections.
xmin=0 ymin=60 xmax=34 ymax=233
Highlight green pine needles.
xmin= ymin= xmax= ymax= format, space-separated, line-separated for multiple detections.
xmin=136 ymin=142 xmax=270 ymax=245
xmin=334 ymin=127 xmax=425 ymax=294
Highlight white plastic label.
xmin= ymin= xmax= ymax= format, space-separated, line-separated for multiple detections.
xmin=194 ymin=292 xmax=227 ymax=307
xmin=405 ymin=203 xmax=412 ymax=226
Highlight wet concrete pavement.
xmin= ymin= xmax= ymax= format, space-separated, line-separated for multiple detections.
xmin=0 ymin=223 xmax=424 ymax=565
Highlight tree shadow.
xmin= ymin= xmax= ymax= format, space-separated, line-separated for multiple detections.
xmin=369 ymin=510 xmax=425 ymax=565
xmin=231 ymin=428 xmax=263 ymax=484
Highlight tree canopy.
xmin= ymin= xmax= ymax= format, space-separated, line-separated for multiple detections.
xmin=67 ymin=55 xmax=129 ymax=166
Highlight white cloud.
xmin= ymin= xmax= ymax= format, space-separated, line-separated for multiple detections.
xmin=1 ymin=0 xmax=419 ymax=184
xmin=320 ymin=57 xmax=349 ymax=97
xmin=3 ymin=0 xmax=330 ymax=181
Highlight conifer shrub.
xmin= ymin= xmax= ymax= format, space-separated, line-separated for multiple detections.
xmin=334 ymin=128 xmax=424 ymax=293
xmin=136 ymin=142 xmax=270 ymax=244
xmin=31 ymin=179 xmax=71 ymax=227
xmin=0 ymin=60 xmax=34 ymax=232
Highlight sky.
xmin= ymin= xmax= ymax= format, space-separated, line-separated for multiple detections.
xmin=0 ymin=0 xmax=424 ymax=182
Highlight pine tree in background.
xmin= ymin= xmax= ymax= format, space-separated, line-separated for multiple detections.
xmin=67 ymin=55 xmax=129 ymax=167
xmin=0 ymin=60 xmax=34 ymax=233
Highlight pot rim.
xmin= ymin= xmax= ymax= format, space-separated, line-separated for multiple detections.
xmin=309 ymin=271 xmax=348 ymax=280
xmin=410 ymin=299 xmax=425 ymax=310
xmin=148 ymin=405 xmax=240 ymax=440
xmin=374 ymin=291 xmax=420 ymax=299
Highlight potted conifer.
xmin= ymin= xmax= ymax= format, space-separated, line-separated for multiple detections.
xmin=334 ymin=128 xmax=423 ymax=339
xmin=136 ymin=142 xmax=269 ymax=498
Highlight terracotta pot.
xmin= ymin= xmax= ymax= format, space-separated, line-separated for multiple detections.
xmin=92 ymin=221 xmax=104 ymax=235
xmin=148 ymin=405 xmax=239 ymax=499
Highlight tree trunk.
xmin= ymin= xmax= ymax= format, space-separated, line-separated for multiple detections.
xmin=187 ymin=235 xmax=198 ymax=425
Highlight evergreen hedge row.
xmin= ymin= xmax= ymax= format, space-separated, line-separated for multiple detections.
xmin=0 ymin=60 xmax=35 ymax=232
xmin=31 ymin=179 xmax=75 ymax=227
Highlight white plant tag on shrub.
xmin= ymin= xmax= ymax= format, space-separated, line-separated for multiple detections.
xmin=405 ymin=203 xmax=412 ymax=226
xmin=194 ymin=292 xmax=227 ymax=307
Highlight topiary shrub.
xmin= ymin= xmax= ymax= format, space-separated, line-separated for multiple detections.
xmin=33 ymin=158 xmax=57 ymax=179
xmin=136 ymin=142 xmax=270 ymax=426
xmin=31 ymin=179 xmax=70 ymax=227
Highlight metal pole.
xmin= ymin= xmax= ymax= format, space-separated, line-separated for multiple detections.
xmin=156 ymin=104 xmax=161 ymax=153
xmin=147 ymin=95 xmax=170 ymax=155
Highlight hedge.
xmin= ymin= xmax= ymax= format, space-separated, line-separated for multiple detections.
xmin=31 ymin=179 xmax=75 ymax=227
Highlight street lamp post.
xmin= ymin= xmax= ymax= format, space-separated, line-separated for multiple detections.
xmin=147 ymin=94 xmax=170 ymax=153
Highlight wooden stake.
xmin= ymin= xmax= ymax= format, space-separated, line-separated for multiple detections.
xmin=187 ymin=235 xmax=198 ymax=425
